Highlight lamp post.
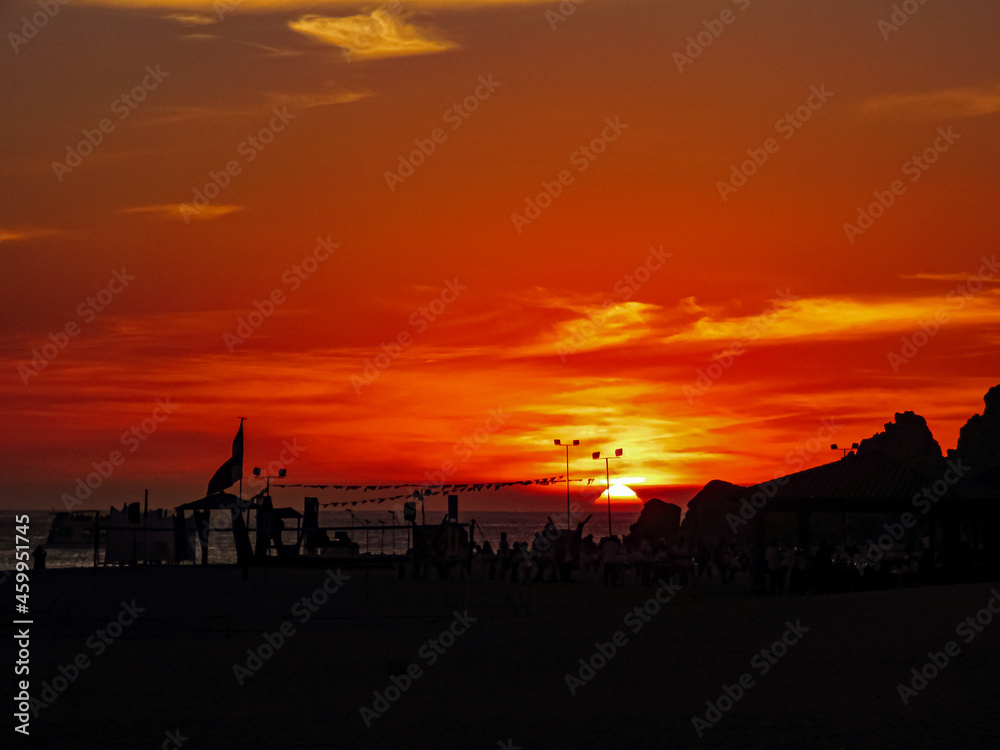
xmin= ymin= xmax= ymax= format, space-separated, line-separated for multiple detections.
xmin=553 ymin=439 xmax=579 ymax=529
xmin=252 ymin=467 xmax=286 ymax=497
xmin=388 ymin=510 xmax=399 ymax=556
xmin=411 ymin=488 xmax=434 ymax=526
xmin=252 ymin=467 xmax=286 ymax=553
xmin=831 ymin=443 xmax=859 ymax=458
xmin=593 ymin=448 xmax=623 ymax=537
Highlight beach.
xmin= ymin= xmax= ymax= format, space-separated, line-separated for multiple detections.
xmin=15 ymin=565 xmax=1000 ymax=749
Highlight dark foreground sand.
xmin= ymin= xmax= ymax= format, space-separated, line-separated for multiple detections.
xmin=9 ymin=565 xmax=1000 ymax=750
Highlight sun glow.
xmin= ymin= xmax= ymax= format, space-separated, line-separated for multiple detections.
xmin=602 ymin=484 xmax=639 ymax=500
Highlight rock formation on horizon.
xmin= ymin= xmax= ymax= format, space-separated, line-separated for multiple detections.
xmin=678 ymin=479 xmax=747 ymax=540
xmin=854 ymin=410 xmax=943 ymax=467
xmin=949 ymin=384 xmax=1000 ymax=471
xmin=624 ymin=497 xmax=680 ymax=546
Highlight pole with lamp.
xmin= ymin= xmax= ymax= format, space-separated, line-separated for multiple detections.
xmin=553 ymin=439 xmax=580 ymax=529
xmin=252 ymin=467 xmax=286 ymax=556
xmin=388 ymin=510 xmax=400 ymax=556
xmin=592 ymin=448 xmax=623 ymax=537
xmin=831 ymin=443 xmax=859 ymax=545
xmin=831 ymin=443 xmax=859 ymax=458
xmin=346 ymin=508 xmax=357 ymax=548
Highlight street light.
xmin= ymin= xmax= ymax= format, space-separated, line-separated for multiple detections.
xmin=554 ymin=439 xmax=580 ymax=529
xmin=593 ymin=448 xmax=623 ymax=537
xmin=252 ymin=467 xmax=286 ymax=497
xmin=831 ymin=443 xmax=859 ymax=458
xmin=388 ymin=510 xmax=399 ymax=557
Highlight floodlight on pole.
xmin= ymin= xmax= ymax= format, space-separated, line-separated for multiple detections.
xmin=831 ymin=442 xmax=860 ymax=458
xmin=253 ymin=467 xmax=287 ymax=497
xmin=554 ymin=439 xmax=580 ymax=529
xmin=593 ymin=448 xmax=623 ymax=537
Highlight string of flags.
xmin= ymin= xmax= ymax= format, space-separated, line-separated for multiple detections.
xmin=269 ymin=475 xmax=571 ymax=508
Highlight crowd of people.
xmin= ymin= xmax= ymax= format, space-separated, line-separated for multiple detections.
xmin=406 ymin=517 xmax=941 ymax=593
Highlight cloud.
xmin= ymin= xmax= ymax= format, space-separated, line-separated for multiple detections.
xmin=0 ymin=227 xmax=60 ymax=243
xmin=140 ymin=89 xmax=365 ymax=125
xmin=289 ymin=10 xmax=458 ymax=59
xmin=122 ymin=204 xmax=245 ymax=221
xmin=900 ymin=271 xmax=1000 ymax=283
xmin=80 ymin=0 xmax=546 ymax=8
xmin=662 ymin=293 xmax=1000 ymax=346
xmin=861 ymin=85 xmax=1000 ymax=119
xmin=163 ymin=12 xmax=215 ymax=23
xmin=268 ymin=90 xmax=372 ymax=108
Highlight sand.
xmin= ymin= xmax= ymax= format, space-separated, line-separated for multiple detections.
xmin=14 ymin=564 xmax=1000 ymax=749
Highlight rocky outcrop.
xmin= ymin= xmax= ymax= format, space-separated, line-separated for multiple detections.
xmin=855 ymin=411 xmax=943 ymax=467
xmin=624 ymin=498 xmax=681 ymax=546
xmin=949 ymin=384 xmax=1000 ymax=471
xmin=679 ymin=479 xmax=747 ymax=539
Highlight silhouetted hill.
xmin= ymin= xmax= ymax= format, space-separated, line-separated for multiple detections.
xmin=678 ymin=479 xmax=747 ymax=539
xmin=624 ymin=497 xmax=680 ymax=546
xmin=949 ymin=384 xmax=1000 ymax=473
xmin=854 ymin=410 xmax=943 ymax=467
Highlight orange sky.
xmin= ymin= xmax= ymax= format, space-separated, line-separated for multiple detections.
xmin=1 ymin=0 xmax=998 ymax=511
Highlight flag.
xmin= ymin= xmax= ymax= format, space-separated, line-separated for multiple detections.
xmin=207 ymin=420 xmax=244 ymax=494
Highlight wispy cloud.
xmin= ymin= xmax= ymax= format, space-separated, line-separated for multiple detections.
xmin=163 ymin=12 xmax=216 ymax=24
xmin=289 ymin=10 xmax=457 ymax=59
xmin=122 ymin=204 xmax=245 ymax=221
xmin=82 ymin=0 xmax=546 ymax=8
xmin=861 ymin=85 xmax=1000 ymax=119
xmin=900 ymin=271 xmax=1000 ymax=283
xmin=268 ymin=90 xmax=372 ymax=108
xmin=0 ymin=227 xmax=60 ymax=243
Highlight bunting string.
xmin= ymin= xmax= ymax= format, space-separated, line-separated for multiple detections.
xmin=269 ymin=475 xmax=575 ymax=507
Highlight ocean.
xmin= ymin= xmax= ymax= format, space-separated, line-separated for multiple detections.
xmin=0 ymin=508 xmax=643 ymax=569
